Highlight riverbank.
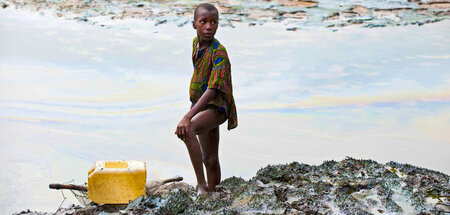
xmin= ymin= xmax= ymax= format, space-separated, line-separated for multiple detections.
xmin=15 ymin=157 xmax=450 ymax=214
xmin=1 ymin=0 xmax=449 ymax=30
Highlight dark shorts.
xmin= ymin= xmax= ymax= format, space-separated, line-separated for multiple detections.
xmin=192 ymin=102 xmax=227 ymax=116
xmin=205 ymin=104 xmax=227 ymax=116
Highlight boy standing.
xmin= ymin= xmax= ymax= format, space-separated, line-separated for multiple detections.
xmin=175 ymin=3 xmax=237 ymax=195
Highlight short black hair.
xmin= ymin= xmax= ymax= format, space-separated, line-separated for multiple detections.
xmin=194 ymin=3 xmax=219 ymax=21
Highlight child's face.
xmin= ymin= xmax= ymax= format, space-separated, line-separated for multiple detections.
xmin=193 ymin=8 xmax=218 ymax=42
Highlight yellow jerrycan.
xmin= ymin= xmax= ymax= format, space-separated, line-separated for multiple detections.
xmin=88 ymin=160 xmax=146 ymax=204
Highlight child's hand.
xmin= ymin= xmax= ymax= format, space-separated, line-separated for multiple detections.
xmin=175 ymin=116 xmax=191 ymax=142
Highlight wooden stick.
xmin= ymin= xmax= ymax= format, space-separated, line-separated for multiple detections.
xmin=162 ymin=176 xmax=183 ymax=184
xmin=49 ymin=183 xmax=87 ymax=192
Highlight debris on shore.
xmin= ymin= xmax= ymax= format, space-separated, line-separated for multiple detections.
xmin=0 ymin=0 xmax=449 ymax=30
xmin=15 ymin=157 xmax=449 ymax=214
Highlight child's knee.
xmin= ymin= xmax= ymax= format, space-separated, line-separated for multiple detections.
xmin=189 ymin=119 xmax=205 ymax=136
xmin=188 ymin=124 xmax=198 ymax=137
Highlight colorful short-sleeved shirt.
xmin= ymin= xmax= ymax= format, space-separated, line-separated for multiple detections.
xmin=190 ymin=37 xmax=238 ymax=130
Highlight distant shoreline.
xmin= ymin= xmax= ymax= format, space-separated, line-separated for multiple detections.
xmin=1 ymin=0 xmax=449 ymax=31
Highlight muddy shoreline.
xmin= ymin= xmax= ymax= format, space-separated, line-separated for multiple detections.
xmin=15 ymin=157 xmax=450 ymax=214
xmin=1 ymin=0 xmax=449 ymax=30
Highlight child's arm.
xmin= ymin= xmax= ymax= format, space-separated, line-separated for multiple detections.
xmin=175 ymin=88 xmax=218 ymax=141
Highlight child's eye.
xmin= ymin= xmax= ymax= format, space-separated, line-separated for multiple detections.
xmin=200 ymin=20 xmax=205 ymax=24
xmin=211 ymin=21 xmax=217 ymax=25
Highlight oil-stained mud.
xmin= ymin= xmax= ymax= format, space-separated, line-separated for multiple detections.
xmin=16 ymin=157 xmax=450 ymax=214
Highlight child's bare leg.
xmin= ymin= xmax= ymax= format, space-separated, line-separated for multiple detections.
xmin=199 ymin=126 xmax=221 ymax=191
xmin=184 ymin=109 xmax=225 ymax=195
xmin=183 ymin=131 xmax=208 ymax=195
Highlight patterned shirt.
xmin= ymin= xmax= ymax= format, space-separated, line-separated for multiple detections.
xmin=190 ymin=37 xmax=238 ymax=130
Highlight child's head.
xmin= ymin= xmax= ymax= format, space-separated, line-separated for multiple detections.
xmin=193 ymin=3 xmax=219 ymax=42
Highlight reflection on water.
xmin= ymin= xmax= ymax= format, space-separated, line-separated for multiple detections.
xmin=0 ymin=8 xmax=449 ymax=214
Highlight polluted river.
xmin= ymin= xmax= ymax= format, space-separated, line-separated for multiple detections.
xmin=0 ymin=0 xmax=449 ymax=214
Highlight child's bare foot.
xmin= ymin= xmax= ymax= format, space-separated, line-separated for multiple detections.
xmin=197 ymin=184 xmax=209 ymax=195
